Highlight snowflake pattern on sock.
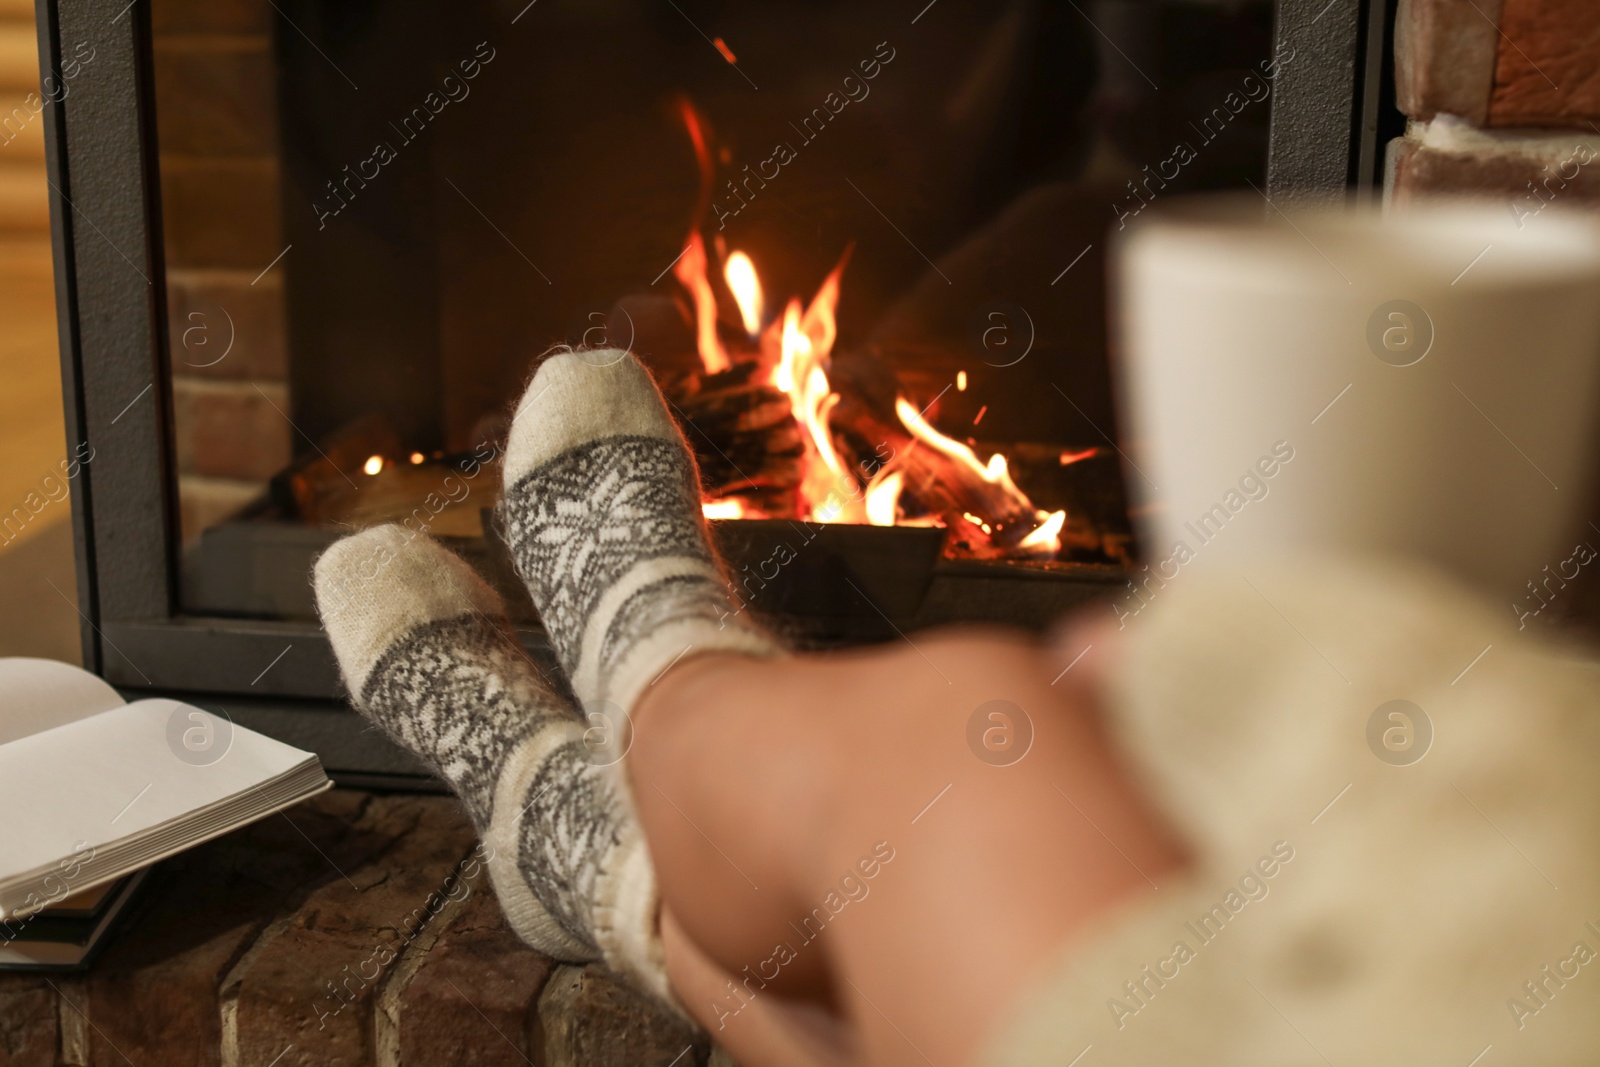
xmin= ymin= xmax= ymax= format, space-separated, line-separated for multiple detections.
xmin=500 ymin=435 xmax=714 ymax=672
xmin=357 ymin=612 xmax=623 ymax=957
xmin=358 ymin=614 xmax=550 ymax=826
xmin=511 ymin=739 xmax=625 ymax=957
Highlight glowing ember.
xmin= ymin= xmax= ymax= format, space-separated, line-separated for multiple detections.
xmin=724 ymin=251 xmax=764 ymax=337
xmin=409 ymin=452 xmax=425 ymax=465
xmin=956 ymin=370 xmax=968 ymax=391
xmin=702 ymin=499 xmax=747 ymax=519
xmin=1059 ymin=448 xmax=1099 ymax=465
xmin=363 ymin=455 xmax=384 ymax=476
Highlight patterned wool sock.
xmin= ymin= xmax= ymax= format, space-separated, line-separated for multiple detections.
xmin=313 ymin=524 xmax=676 ymax=1005
xmin=497 ymin=348 xmax=781 ymax=718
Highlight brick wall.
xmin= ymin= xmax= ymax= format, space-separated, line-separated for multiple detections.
xmin=152 ymin=0 xmax=291 ymax=544
xmin=1387 ymin=0 xmax=1600 ymax=213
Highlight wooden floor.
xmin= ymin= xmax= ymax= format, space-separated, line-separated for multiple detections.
xmin=0 ymin=242 xmax=60 ymax=511
xmin=0 ymin=0 xmax=78 ymax=664
xmin=0 ymin=238 xmax=79 ymax=664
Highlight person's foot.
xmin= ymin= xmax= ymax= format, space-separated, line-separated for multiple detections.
xmin=313 ymin=525 xmax=673 ymax=1004
xmin=496 ymin=348 xmax=781 ymax=717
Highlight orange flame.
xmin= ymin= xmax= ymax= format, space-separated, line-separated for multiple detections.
xmin=773 ymin=292 xmax=863 ymax=523
xmin=800 ymin=250 xmax=847 ymax=358
xmin=676 ymin=98 xmax=713 ymax=222
xmin=724 ymin=251 xmax=763 ymax=337
xmin=895 ymin=396 xmax=1064 ymax=555
xmin=674 ymin=232 xmax=731 ymax=374
xmin=670 ymin=90 xmax=1065 ymax=557
xmin=894 ymin=398 xmax=1031 ymax=499
xmin=671 ymin=99 xmax=733 ymax=374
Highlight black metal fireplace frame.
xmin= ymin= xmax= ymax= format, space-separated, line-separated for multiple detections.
xmin=37 ymin=0 xmax=1392 ymax=780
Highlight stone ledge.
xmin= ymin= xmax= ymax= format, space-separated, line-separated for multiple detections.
xmin=1387 ymin=120 xmax=1600 ymax=217
xmin=3 ymin=790 xmax=720 ymax=1066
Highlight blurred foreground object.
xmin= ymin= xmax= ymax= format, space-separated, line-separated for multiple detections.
xmin=1114 ymin=197 xmax=1600 ymax=603
xmin=987 ymin=555 xmax=1600 ymax=1065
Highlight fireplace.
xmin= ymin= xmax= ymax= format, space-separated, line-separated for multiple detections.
xmin=44 ymin=0 xmax=1397 ymax=782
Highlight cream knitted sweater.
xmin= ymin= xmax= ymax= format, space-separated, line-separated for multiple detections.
xmin=984 ymin=555 xmax=1600 ymax=1065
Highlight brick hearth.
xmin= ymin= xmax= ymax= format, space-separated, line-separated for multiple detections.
xmin=0 ymin=791 xmax=726 ymax=1067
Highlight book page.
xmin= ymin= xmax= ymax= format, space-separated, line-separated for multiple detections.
xmin=0 ymin=658 xmax=125 ymax=746
xmin=0 ymin=698 xmax=310 ymax=886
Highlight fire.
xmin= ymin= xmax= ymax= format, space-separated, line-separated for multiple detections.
xmin=678 ymin=239 xmax=1067 ymax=553
xmin=674 ymin=232 xmax=730 ymax=374
xmin=668 ymin=101 xmax=1068 ymax=558
xmin=725 ymin=251 xmax=763 ymax=336
xmin=894 ymin=397 xmax=1064 ymax=555
xmin=895 ymin=398 xmax=1030 ymax=499
xmin=771 ymin=282 xmax=864 ymax=523
xmin=1018 ymin=510 xmax=1066 ymax=555
xmin=865 ymin=470 xmax=903 ymax=527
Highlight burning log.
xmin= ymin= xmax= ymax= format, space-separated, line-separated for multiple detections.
xmin=675 ymin=363 xmax=805 ymax=512
xmin=895 ymin=443 xmax=1039 ymax=546
xmin=607 ymin=292 xmax=804 ymax=513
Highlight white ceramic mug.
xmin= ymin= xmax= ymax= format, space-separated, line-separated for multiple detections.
xmin=1112 ymin=196 xmax=1600 ymax=602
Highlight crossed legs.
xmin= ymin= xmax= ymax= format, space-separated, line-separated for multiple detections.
xmin=632 ymin=631 xmax=1186 ymax=1066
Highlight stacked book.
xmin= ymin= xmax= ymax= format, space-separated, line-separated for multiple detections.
xmin=0 ymin=658 xmax=330 ymax=968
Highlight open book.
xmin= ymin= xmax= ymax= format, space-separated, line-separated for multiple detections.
xmin=0 ymin=658 xmax=331 ymax=946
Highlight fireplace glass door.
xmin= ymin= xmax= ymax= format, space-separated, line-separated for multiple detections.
xmin=153 ymin=0 xmax=1276 ymax=636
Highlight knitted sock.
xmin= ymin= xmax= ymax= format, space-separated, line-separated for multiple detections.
xmin=313 ymin=524 xmax=674 ymax=1004
xmin=497 ymin=348 xmax=780 ymax=716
